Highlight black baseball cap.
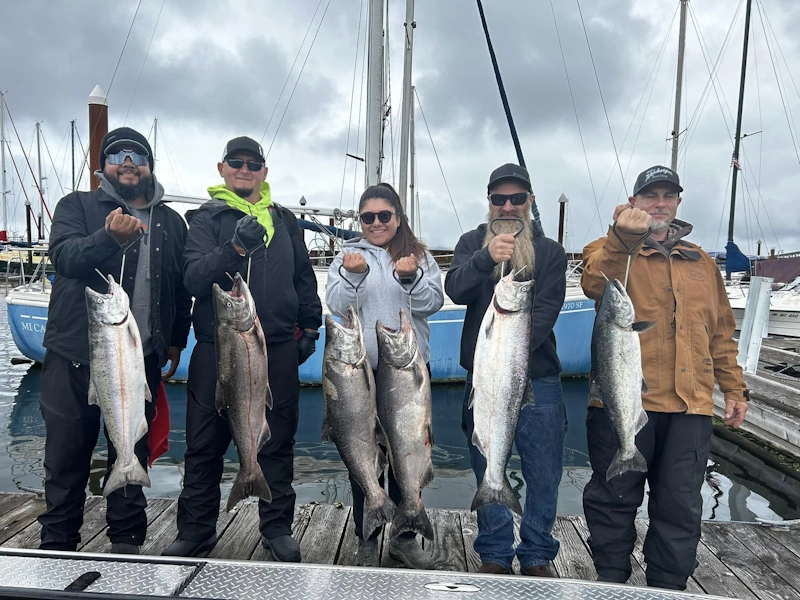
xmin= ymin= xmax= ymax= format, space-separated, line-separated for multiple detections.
xmin=632 ymin=165 xmax=683 ymax=196
xmin=222 ymin=136 xmax=266 ymax=162
xmin=99 ymin=127 xmax=154 ymax=170
xmin=487 ymin=163 xmax=532 ymax=193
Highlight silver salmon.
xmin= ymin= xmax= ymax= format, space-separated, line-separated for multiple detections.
xmin=85 ymin=274 xmax=151 ymax=497
xmin=590 ymin=278 xmax=654 ymax=480
xmin=376 ymin=309 xmax=435 ymax=540
xmin=470 ymin=269 xmax=533 ymax=515
xmin=213 ymin=272 xmax=273 ymax=511
xmin=322 ymin=305 xmax=396 ymax=540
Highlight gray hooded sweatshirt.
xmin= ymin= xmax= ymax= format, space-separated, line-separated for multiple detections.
xmin=97 ymin=172 xmax=165 ymax=356
xmin=326 ymin=238 xmax=445 ymax=369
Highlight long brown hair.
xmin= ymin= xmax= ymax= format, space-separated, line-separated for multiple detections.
xmin=359 ymin=182 xmax=428 ymax=265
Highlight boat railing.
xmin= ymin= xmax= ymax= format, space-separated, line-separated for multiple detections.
xmin=3 ymin=247 xmax=50 ymax=293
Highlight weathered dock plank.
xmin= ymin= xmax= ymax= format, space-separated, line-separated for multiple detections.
xmin=0 ymin=497 xmax=46 ymax=544
xmin=551 ymin=516 xmax=595 ymax=581
xmin=299 ymin=503 xmax=349 ymax=565
xmin=207 ymin=502 xmax=261 ymax=561
xmin=701 ymin=521 xmax=800 ymax=600
xmin=426 ymin=509 xmax=466 ymax=572
xmin=0 ymin=493 xmax=796 ymax=600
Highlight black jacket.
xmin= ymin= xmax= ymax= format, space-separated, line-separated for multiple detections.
xmin=444 ymin=222 xmax=567 ymax=378
xmin=183 ymin=200 xmax=322 ymax=345
xmin=43 ymin=188 xmax=192 ymax=366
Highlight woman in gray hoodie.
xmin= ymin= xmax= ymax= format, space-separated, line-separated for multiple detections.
xmin=326 ymin=183 xmax=444 ymax=568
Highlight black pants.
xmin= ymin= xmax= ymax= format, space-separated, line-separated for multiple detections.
xmin=176 ymin=340 xmax=300 ymax=542
xmin=38 ymin=350 xmax=160 ymax=550
xmin=583 ymin=407 xmax=711 ymax=590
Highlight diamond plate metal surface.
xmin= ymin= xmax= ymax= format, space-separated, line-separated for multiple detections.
xmin=182 ymin=563 xmax=713 ymax=600
xmin=0 ymin=555 xmax=195 ymax=595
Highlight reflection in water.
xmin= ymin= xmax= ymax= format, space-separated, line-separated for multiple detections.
xmin=0 ymin=361 xmax=798 ymax=522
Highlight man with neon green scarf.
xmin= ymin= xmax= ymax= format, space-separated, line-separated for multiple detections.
xmin=164 ymin=137 xmax=322 ymax=562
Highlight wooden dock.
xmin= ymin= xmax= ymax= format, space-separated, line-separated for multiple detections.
xmin=716 ymin=335 xmax=800 ymax=460
xmin=0 ymin=492 xmax=798 ymax=599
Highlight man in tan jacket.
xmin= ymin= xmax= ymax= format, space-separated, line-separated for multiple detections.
xmin=580 ymin=165 xmax=749 ymax=591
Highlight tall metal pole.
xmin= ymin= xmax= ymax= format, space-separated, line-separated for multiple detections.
xmin=557 ymin=193 xmax=568 ymax=247
xmin=0 ymin=93 xmax=7 ymax=238
xmin=409 ymin=86 xmax=416 ymax=234
xmin=71 ymin=119 xmax=76 ymax=192
xmin=726 ymin=0 xmax=753 ymax=279
xmin=364 ymin=0 xmax=385 ymax=189
xmin=398 ymin=0 xmax=416 ymax=212
xmin=153 ymin=117 xmax=158 ymax=165
xmin=670 ymin=0 xmax=688 ymax=171
xmin=35 ymin=122 xmax=44 ymax=241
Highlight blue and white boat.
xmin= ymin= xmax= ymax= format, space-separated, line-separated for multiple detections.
xmin=5 ymin=263 xmax=594 ymax=384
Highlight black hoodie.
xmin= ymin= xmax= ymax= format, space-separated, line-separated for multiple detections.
xmin=444 ymin=221 xmax=567 ymax=378
xmin=183 ymin=199 xmax=322 ymax=346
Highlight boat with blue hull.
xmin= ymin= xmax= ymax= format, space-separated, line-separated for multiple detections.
xmin=5 ymin=274 xmax=594 ymax=383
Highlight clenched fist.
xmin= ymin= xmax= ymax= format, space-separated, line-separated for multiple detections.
xmin=614 ymin=205 xmax=652 ymax=236
xmin=395 ymin=254 xmax=418 ymax=277
xmin=488 ymin=233 xmax=516 ymax=264
xmin=342 ymin=252 xmax=368 ymax=274
xmin=105 ymin=207 xmax=144 ymax=244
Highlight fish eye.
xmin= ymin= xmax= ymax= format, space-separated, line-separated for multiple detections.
xmin=226 ymin=301 xmax=232 ymax=308
xmin=96 ymin=299 xmax=103 ymax=304
xmin=337 ymin=332 xmax=343 ymax=338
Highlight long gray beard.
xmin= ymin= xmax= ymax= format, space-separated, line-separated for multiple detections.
xmin=482 ymin=209 xmax=536 ymax=281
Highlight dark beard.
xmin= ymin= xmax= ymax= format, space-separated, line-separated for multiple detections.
xmin=111 ymin=176 xmax=152 ymax=202
xmin=234 ymin=187 xmax=254 ymax=199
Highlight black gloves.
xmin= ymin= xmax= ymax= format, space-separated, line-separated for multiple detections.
xmin=233 ymin=216 xmax=267 ymax=256
xmin=297 ymin=330 xmax=319 ymax=365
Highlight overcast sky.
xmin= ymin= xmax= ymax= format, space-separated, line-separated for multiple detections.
xmin=2 ymin=0 xmax=799 ymax=256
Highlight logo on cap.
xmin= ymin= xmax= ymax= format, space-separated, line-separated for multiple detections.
xmin=645 ymin=167 xmax=674 ymax=181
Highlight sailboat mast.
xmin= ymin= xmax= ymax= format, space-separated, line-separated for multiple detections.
xmin=670 ymin=0 xmax=688 ymax=171
xmin=726 ymin=0 xmax=753 ymax=278
xmin=71 ymin=119 xmax=76 ymax=192
xmin=1 ymin=92 xmax=7 ymax=237
xmin=153 ymin=117 xmax=158 ymax=162
xmin=409 ymin=86 xmax=416 ymax=234
xmin=35 ymin=122 xmax=44 ymax=240
xmin=365 ymin=0 xmax=385 ymax=188
xmin=398 ymin=0 xmax=416 ymax=212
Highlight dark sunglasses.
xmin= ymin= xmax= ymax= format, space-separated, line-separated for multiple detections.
xmin=490 ymin=192 xmax=529 ymax=207
xmin=225 ymin=158 xmax=265 ymax=172
xmin=359 ymin=210 xmax=395 ymax=225
xmin=106 ymin=150 xmax=149 ymax=167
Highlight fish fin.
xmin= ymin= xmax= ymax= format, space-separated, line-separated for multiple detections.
xmin=471 ymin=430 xmax=487 ymax=457
xmin=522 ymin=381 xmax=536 ymax=407
xmin=483 ymin=311 xmax=495 ymax=337
xmin=134 ymin=415 xmax=149 ymax=444
xmin=471 ymin=478 xmax=521 ymax=516
xmin=390 ymin=499 xmax=434 ymax=541
xmin=606 ymin=448 xmax=648 ymax=481
xmin=468 ymin=387 xmax=476 ymax=410
xmin=362 ymin=492 xmax=396 ymax=541
xmin=360 ymin=361 xmax=372 ymax=393
xmin=421 ymin=461 xmax=435 ymax=489
xmin=375 ymin=420 xmax=387 ymax=449
xmin=635 ymin=408 xmax=649 ymax=434
xmin=632 ymin=321 xmax=656 ymax=333
xmin=256 ymin=420 xmax=271 ymax=452
xmin=144 ymin=381 xmax=153 ymax=402
xmin=264 ymin=385 xmax=274 ymax=411
xmin=103 ymin=458 xmax=150 ymax=497
xmin=426 ymin=422 xmax=434 ymax=448
xmin=214 ymin=382 xmax=227 ymax=413
xmin=226 ymin=467 xmax=272 ymax=512
xmin=588 ymin=377 xmax=601 ymax=404
xmin=321 ymin=418 xmax=332 ymax=442
xmin=87 ymin=379 xmax=99 ymax=406
xmin=413 ymin=361 xmax=426 ymax=389
xmin=376 ymin=445 xmax=388 ymax=476
xmin=641 ymin=378 xmax=649 ymax=395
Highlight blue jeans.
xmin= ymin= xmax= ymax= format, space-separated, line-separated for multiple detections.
xmin=462 ymin=372 xmax=567 ymax=569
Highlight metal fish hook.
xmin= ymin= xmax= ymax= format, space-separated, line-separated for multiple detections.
xmin=393 ymin=266 xmax=424 ymax=318
xmin=489 ymin=217 xmax=525 ymax=278
xmin=338 ymin=262 xmax=370 ymax=316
